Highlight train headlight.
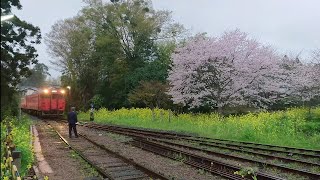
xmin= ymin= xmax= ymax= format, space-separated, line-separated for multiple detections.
xmin=52 ymin=90 xmax=57 ymax=93
xmin=60 ymin=90 xmax=65 ymax=94
xmin=43 ymin=89 xmax=49 ymax=94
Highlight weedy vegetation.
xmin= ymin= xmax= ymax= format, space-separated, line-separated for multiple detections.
xmin=79 ymin=107 xmax=320 ymax=149
xmin=1 ymin=116 xmax=34 ymax=177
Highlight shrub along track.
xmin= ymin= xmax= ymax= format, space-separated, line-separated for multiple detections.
xmin=44 ymin=120 xmax=170 ymax=180
xmin=81 ymin=122 xmax=320 ymax=180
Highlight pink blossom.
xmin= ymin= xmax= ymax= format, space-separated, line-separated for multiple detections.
xmin=168 ymin=30 xmax=287 ymax=110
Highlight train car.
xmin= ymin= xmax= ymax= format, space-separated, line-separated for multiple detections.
xmin=21 ymin=87 xmax=66 ymax=117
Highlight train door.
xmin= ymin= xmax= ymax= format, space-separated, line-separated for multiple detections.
xmin=51 ymin=93 xmax=65 ymax=115
xmin=51 ymin=93 xmax=59 ymax=111
xmin=40 ymin=94 xmax=50 ymax=112
xmin=57 ymin=94 xmax=65 ymax=112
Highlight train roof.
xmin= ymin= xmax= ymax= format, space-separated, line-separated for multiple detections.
xmin=18 ymin=87 xmax=38 ymax=95
xmin=20 ymin=86 xmax=65 ymax=96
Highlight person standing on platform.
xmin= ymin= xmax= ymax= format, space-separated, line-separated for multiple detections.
xmin=68 ymin=107 xmax=78 ymax=138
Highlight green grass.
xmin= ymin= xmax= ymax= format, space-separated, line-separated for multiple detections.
xmin=1 ymin=116 xmax=34 ymax=177
xmin=1 ymin=118 xmax=9 ymax=179
xmin=78 ymin=107 xmax=320 ymax=150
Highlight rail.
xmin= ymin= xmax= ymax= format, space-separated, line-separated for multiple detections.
xmin=82 ymin=122 xmax=320 ymax=180
xmin=46 ymin=121 xmax=170 ymax=180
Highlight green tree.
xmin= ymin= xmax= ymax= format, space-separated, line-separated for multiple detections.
xmin=19 ymin=63 xmax=50 ymax=87
xmin=45 ymin=16 xmax=99 ymax=109
xmin=1 ymin=0 xmax=41 ymax=117
xmin=82 ymin=0 xmax=184 ymax=68
xmin=46 ymin=76 xmax=61 ymax=86
xmin=83 ymin=0 xmax=184 ymax=108
xmin=128 ymin=80 xmax=172 ymax=109
xmin=46 ymin=0 xmax=185 ymax=109
xmin=127 ymin=41 xmax=175 ymax=88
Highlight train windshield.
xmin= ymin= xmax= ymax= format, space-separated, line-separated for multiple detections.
xmin=40 ymin=94 xmax=50 ymax=98
xmin=51 ymin=94 xmax=63 ymax=99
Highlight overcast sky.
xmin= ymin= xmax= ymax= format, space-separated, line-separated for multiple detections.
xmin=14 ymin=0 xmax=320 ymax=77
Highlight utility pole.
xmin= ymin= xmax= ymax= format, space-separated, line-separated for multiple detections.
xmin=67 ymin=86 xmax=71 ymax=111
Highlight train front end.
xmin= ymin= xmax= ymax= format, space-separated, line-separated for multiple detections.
xmin=39 ymin=88 xmax=66 ymax=117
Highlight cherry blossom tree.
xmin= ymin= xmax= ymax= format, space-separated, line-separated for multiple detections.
xmin=281 ymin=53 xmax=320 ymax=105
xmin=311 ymin=49 xmax=320 ymax=104
xmin=167 ymin=30 xmax=287 ymax=113
xmin=311 ymin=49 xmax=320 ymax=89
xmin=311 ymin=49 xmax=320 ymax=62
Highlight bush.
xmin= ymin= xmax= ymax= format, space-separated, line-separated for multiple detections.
xmin=78 ymin=107 xmax=320 ymax=149
xmin=1 ymin=116 xmax=33 ymax=177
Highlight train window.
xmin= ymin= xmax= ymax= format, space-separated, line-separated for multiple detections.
xmin=40 ymin=94 xmax=50 ymax=98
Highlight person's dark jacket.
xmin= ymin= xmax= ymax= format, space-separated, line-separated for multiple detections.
xmin=67 ymin=111 xmax=78 ymax=124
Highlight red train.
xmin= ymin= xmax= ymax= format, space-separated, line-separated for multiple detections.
xmin=21 ymin=87 xmax=66 ymax=117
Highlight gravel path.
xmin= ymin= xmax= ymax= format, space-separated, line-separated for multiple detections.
xmin=34 ymin=120 xmax=99 ymax=180
xmin=63 ymin=123 xmax=225 ymax=180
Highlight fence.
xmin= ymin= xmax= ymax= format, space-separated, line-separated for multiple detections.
xmin=2 ymin=128 xmax=22 ymax=180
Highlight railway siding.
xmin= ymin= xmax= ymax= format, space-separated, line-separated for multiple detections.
xmin=47 ymin=122 xmax=169 ymax=180
xmin=33 ymin=120 xmax=98 ymax=180
xmin=81 ymin=122 xmax=320 ymax=180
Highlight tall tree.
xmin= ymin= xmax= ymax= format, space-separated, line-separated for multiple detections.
xmin=82 ymin=0 xmax=184 ymax=68
xmin=1 ymin=0 xmax=41 ymax=117
xmin=278 ymin=54 xmax=320 ymax=107
xmin=45 ymin=16 xmax=98 ymax=108
xmin=167 ymin=30 xmax=286 ymax=113
xmin=46 ymin=76 xmax=61 ymax=87
xmin=126 ymin=41 xmax=175 ymax=89
xmin=312 ymin=49 xmax=320 ymax=62
xmin=46 ymin=0 xmax=185 ymax=109
xmin=19 ymin=63 xmax=50 ymax=87
xmin=310 ymin=49 xmax=320 ymax=106
xmin=128 ymin=80 xmax=172 ymax=109
xmin=83 ymin=0 xmax=185 ymax=108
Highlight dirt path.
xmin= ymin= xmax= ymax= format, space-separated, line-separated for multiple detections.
xmin=50 ymin=121 xmax=223 ymax=180
xmin=33 ymin=118 xmax=224 ymax=180
xmin=34 ymin=120 xmax=99 ymax=180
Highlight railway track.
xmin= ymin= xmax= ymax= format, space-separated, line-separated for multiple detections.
xmin=81 ymin=123 xmax=320 ymax=179
xmin=79 ymin=122 xmax=319 ymax=179
xmin=45 ymin=121 xmax=169 ymax=180
xmin=138 ymin=137 xmax=320 ymax=179
xmin=132 ymin=137 xmax=284 ymax=180
xmin=83 ymin=123 xmax=320 ymax=159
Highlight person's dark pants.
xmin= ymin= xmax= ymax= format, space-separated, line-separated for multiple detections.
xmin=90 ymin=112 xmax=94 ymax=121
xmin=69 ymin=123 xmax=78 ymax=138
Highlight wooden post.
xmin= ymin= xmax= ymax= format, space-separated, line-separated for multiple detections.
xmin=12 ymin=165 xmax=21 ymax=180
xmin=7 ymin=126 xmax=12 ymax=135
xmin=6 ymin=156 xmax=13 ymax=172
xmin=8 ymin=142 xmax=16 ymax=152
xmin=12 ymin=150 xmax=21 ymax=172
